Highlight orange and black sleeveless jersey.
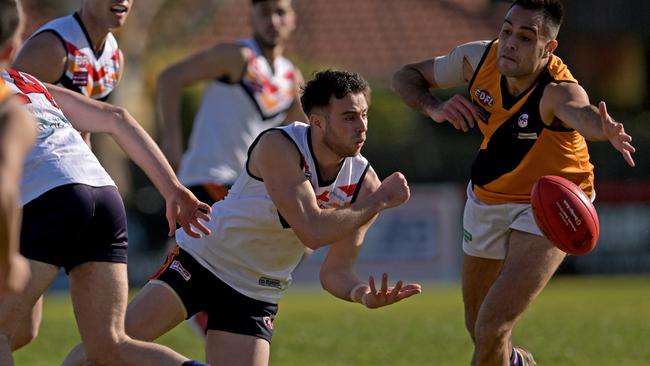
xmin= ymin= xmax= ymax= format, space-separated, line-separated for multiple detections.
xmin=468 ymin=39 xmax=594 ymax=204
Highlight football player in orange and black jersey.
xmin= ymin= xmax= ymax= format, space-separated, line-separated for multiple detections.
xmin=12 ymin=0 xmax=130 ymax=146
xmin=393 ymin=0 xmax=635 ymax=365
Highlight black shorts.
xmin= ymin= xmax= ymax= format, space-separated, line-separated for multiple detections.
xmin=187 ymin=184 xmax=231 ymax=206
xmin=151 ymin=246 xmax=278 ymax=342
xmin=20 ymin=183 xmax=128 ymax=273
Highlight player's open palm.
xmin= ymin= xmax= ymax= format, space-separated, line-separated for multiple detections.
xmin=599 ymin=101 xmax=636 ymax=167
xmin=363 ymin=273 xmax=422 ymax=309
xmin=166 ymin=186 xmax=212 ymax=238
xmin=377 ymin=172 xmax=410 ymax=209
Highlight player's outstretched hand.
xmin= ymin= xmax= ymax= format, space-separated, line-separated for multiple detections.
xmin=425 ymin=94 xmax=481 ymax=132
xmin=165 ymin=186 xmax=212 ymax=238
xmin=377 ymin=172 xmax=410 ymax=209
xmin=599 ymin=101 xmax=636 ymax=167
xmin=363 ymin=273 xmax=422 ymax=309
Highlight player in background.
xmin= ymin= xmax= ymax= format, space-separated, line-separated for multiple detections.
xmin=63 ymin=70 xmax=422 ymax=366
xmin=9 ymin=0 xmax=131 ymax=350
xmin=156 ymin=0 xmax=306 ymax=334
xmin=0 ymin=0 xmax=36 ymax=297
xmin=392 ymin=0 xmax=635 ymax=365
xmin=0 ymin=3 xmax=213 ymax=365
xmin=13 ymin=0 xmax=130 ymax=146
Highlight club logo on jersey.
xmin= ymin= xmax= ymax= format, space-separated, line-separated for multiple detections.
xmin=259 ymin=277 xmax=283 ymax=289
xmin=170 ymin=260 xmax=191 ymax=281
xmin=74 ymin=54 xmax=90 ymax=68
xmin=517 ymin=114 xmax=529 ymax=128
xmin=473 ymin=88 xmax=494 ymax=108
xmin=263 ymin=316 xmax=274 ymax=330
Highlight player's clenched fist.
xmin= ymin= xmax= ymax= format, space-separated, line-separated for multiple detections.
xmin=377 ymin=172 xmax=410 ymax=209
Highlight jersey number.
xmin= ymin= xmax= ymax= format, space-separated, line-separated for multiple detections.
xmin=7 ymin=69 xmax=59 ymax=109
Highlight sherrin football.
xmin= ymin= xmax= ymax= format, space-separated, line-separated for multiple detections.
xmin=531 ymin=175 xmax=599 ymax=255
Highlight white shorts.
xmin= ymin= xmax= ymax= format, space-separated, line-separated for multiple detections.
xmin=462 ymin=183 xmax=543 ymax=259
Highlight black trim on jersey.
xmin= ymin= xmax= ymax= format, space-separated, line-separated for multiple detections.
xmin=470 ymin=69 xmax=551 ymax=187
xmin=500 ymin=67 xmax=546 ymax=110
xmin=307 ymin=131 xmax=338 ymax=187
xmin=31 ymin=30 xmax=68 ymax=85
xmin=73 ymin=12 xmax=105 ymax=58
xmin=350 ymin=164 xmax=370 ymax=204
xmin=239 ymin=80 xmax=289 ymax=121
xmin=467 ymin=39 xmax=496 ymax=94
xmin=244 ymin=127 xmax=303 ymax=182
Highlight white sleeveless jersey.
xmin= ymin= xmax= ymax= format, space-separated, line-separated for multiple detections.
xmin=177 ymin=122 xmax=370 ymax=303
xmin=29 ymin=13 xmax=121 ymax=101
xmin=1 ymin=69 xmax=115 ymax=204
xmin=178 ymin=38 xmax=298 ymax=187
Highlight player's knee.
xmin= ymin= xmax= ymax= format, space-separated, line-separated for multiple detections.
xmin=474 ymin=319 xmax=512 ymax=348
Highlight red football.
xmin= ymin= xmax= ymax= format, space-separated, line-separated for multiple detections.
xmin=531 ymin=175 xmax=599 ymax=255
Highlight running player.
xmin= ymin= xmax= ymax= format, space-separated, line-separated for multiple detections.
xmin=10 ymin=0 xmax=131 ymax=349
xmin=392 ymin=0 xmax=635 ymax=365
xmin=63 ymin=70 xmax=422 ymax=366
xmin=0 ymin=2 xmax=212 ymax=365
xmin=156 ymin=0 xmax=305 ymax=334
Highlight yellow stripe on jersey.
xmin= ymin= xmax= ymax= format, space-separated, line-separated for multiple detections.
xmin=468 ymin=40 xmax=594 ymax=204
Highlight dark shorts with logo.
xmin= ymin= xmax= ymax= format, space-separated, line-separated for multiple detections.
xmin=150 ymin=246 xmax=278 ymax=342
xmin=20 ymin=183 xmax=128 ymax=274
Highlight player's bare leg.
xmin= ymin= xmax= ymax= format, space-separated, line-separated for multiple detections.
xmin=68 ymin=261 xmax=190 ymax=366
xmin=206 ymin=330 xmax=270 ymax=366
xmin=462 ymin=255 xmax=502 ymax=342
xmin=10 ymin=295 xmax=42 ymax=350
xmin=0 ymin=260 xmax=59 ymax=366
xmin=61 ymin=280 xmax=188 ymax=366
xmin=471 ymin=230 xmax=565 ymax=366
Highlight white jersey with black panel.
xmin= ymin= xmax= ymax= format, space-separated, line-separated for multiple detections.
xmin=28 ymin=13 xmax=121 ymax=101
xmin=178 ymin=38 xmax=299 ymax=187
xmin=177 ymin=122 xmax=370 ymax=304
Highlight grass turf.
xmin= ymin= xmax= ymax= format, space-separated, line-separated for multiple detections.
xmin=13 ymin=275 xmax=650 ymax=365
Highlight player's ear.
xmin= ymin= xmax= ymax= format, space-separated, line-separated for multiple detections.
xmin=545 ymin=39 xmax=558 ymax=56
xmin=309 ymin=112 xmax=323 ymax=128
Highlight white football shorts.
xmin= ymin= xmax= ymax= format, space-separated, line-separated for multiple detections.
xmin=462 ymin=183 xmax=543 ymax=259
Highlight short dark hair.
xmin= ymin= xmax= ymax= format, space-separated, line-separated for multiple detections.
xmin=300 ymin=70 xmax=371 ymax=116
xmin=510 ymin=0 xmax=564 ymax=39
xmin=0 ymin=0 xmax=20 ymax=47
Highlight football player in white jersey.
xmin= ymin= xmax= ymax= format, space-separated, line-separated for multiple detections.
xmin=0 ymin=2 xmax=213 ymax=365
xmin=62 ymin=70 xmax=422 ymax=366
xmin=0 ymin=0 xmax=35 ymax=297
xmin=10 ymin=0 xmax=131 ymax=350
xmin=156 ymin=0 xmax=306 ymax=336
xmin=13 ymin=0 xmax=130 ymax=144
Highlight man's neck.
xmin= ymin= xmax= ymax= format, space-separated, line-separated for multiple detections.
xmin=78 ymin=11 xmax=109 ymax=52
xmin=503 ymin=60 xmax=548 ymax=97
xmin=311 ymin=137 xmax=345 ymax=182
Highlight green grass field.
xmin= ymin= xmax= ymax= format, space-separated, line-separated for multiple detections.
xmin=13 ymin=275 xmax=650 ymax=366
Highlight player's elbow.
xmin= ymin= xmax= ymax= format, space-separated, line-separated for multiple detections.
xmin=105 ymin=106 xmax=131 ymax=133
xmin=296 ymin=229 xmax=330 ymax=250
